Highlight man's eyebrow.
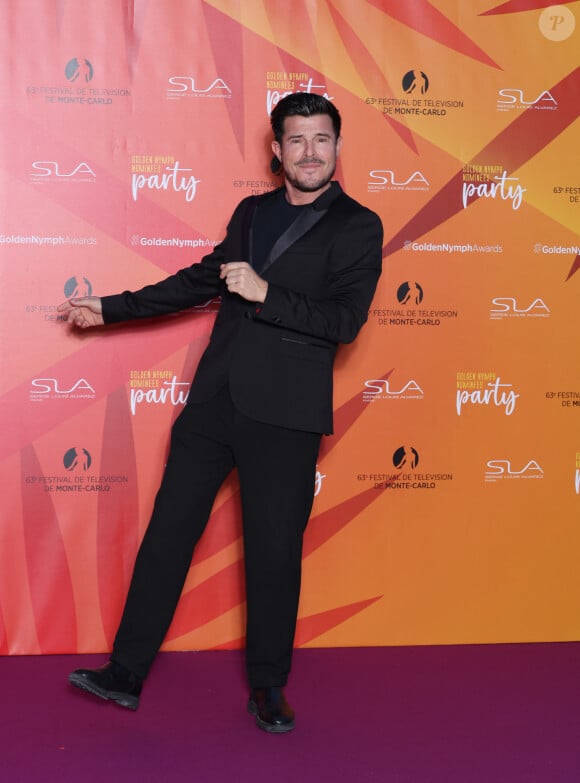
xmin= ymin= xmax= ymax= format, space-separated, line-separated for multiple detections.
xmin=286 ymin=132 xmax=333 ymax=139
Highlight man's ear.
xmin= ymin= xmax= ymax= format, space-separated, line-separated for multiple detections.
xmin=271 ymin=139 xmax=281 ymax=161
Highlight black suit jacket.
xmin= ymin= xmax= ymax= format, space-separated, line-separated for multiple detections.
xmin=102 ymin=182 xmax=383 ymax=434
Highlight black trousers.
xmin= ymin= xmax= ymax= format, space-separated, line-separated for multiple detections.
xmin=112 ymin=385 xmax=321 ymax=687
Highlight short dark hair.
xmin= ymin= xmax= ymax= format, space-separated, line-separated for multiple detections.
xmin=270 ymin=93 xmax=341 ymax=143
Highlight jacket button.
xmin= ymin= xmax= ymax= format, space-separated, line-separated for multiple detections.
xmin=243 ymin=311 xmax=251 ymax=320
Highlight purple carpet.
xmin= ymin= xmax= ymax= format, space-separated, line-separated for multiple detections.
xmin=3 ymin=643 xmax=579 ymax=782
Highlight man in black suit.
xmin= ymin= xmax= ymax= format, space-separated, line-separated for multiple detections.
xmin=58 ymin=93 xmax=383 ymax=732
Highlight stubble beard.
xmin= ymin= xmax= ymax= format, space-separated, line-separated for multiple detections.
xmin=284 ymin=159 xmax=337 ymax=193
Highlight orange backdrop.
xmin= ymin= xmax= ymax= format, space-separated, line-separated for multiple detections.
xmin=0 ymin=0 xmax=578 ymax=656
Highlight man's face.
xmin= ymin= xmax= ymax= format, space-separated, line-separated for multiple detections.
xmin=272 ymin=113 xmax=342 ymax=204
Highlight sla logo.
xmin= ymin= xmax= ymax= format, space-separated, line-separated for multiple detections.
xmin=402 ymin=70 xmax=429 ymax=94
xmin=368 ymin=170 xmax=429 ymax=191
xmin=31 ymin=378 xmax=95 ymax=399
xmin=64 ymin=276 xmax=93 ymax=298
xmin=31 ymin=162 xmax=96 ymax=182
xmin=490 ymin=298 xmax=550 ymax=318
xmin=393 ymin=445 xmax=419 ymax=469
xmin=63 ymin=447 xmax=92 ymax=472
xmin=132 ymin=162 xmax=200 ymax=203
xmin=463 ymin=171 xmax=526 ymax=211
xmin=497 ymin=89 xmax=557 ymax=111
xmin=167 ymin=76 xmax=231 ymax=98
xmin=397 ymin=281 xmax=424 ymax=306
xmin=364 ymin=379 xmax=424 ymax=401
xmin=65 ymin=58 xmax=94 ymax=83
xmin=485 ymin=460 xmax=544 ymax=481
xmin=457 ymin=377 xmax=519 ymax=416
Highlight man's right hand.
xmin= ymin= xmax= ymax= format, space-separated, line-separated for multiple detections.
xmin=57 ymin=297 xmax=104 ymax=329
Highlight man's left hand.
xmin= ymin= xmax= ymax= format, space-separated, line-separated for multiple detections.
xmin=220 ymin=262 xmax=268 ymax=303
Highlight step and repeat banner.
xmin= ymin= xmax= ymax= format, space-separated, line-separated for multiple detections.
xmin=0 ymin=1 xmax=578 ymax=656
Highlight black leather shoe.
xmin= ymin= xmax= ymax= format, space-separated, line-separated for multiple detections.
xmin=68 ymin=660 xmax=143 ymax=710
xmin=248 ymin=687 xmax=295 ymax=733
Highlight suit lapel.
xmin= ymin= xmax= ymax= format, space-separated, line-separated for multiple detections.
xmin=247 ymin=182 xmax=343 ymax=274
xmin=260 ymin=205 xmax=328 ymax=274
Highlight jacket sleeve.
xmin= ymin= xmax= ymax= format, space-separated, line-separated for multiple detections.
xmin=255 ymin=208 xmax=383 ymax=344
xmin=99 ymin=194 xmax=256 ymax=324
xmin=101 ymin=242 xmax=225 ymax=324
